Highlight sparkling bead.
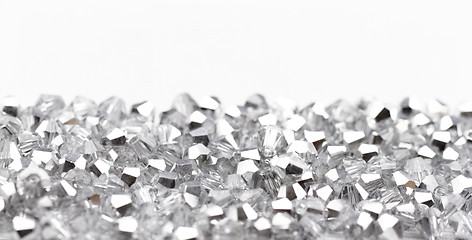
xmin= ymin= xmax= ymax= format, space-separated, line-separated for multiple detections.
xmin=12 ymin=215 xmax=37 ymax=238
xmin=0 ymin=94 xmax=471 ymax=239
xmin=111 ymin=194 xmax=133 ymax=215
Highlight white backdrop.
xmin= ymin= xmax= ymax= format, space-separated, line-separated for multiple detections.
xmin=1 ymin=1 xmax=472 ymax=112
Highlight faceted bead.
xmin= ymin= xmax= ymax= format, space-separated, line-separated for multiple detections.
xmin=131 ymin=101 xmax=155 ymax=119
xmin=1 ymin=96 xmax=19 ymax=117
xmin=156 ymin=124 xmax=181 ymax=144
xmin=111 ymin=194 xmax=133 ymax=215
xmin=12 ymin=215 xmax=37 ymax=238
xmin=358 ymin=144 xmax=378 ymax=162
xmin=188 ymin=144 xmax=211 ymax=165
xmin=205 ymin=204 xmax=224 ymax=222
xmin=89 ymin=159 xmax=111 ymax=177
xmin=99 ymin=97 xmax=126 ymax=123
xmin=157 ymin=172 xmax=178 ymax=188
xmin=377 ymin=213 xmax=403 ymax=239
xmin=414 ymin=190 xmax=435 ymax=207
xmin=368 ymin=102 xmax=391 ymax=122
xmin=272 ymin=153 xmax=306 ymax=175
xmin=121 ymin=167 xmax=140 ymax=187
xmin=304 ymin=130 xmax=326 ymax=151
xmin=245 ymin=94 xmax=268 ymax=110
xmin=16 ymin=166 xmax=50 ymax=198
xmin=258 ymin=126 xmax=287 ymax=158
xmin=232 ymin=203 xmax=258 ymax=221
xmin=102 ymin=128 xmax=127 ymax=146
xmin=2 ymin=94 xmax=472 ymax=239
xmin=182 ymin=181 xmax=202 ymax=208
xmin=198 ymin=96 xmax=220 ymax=112
xmin=277 ymin=183 xmax=306 ymax=200
xmin=400 ymin=97 xmax=421 ymax=117
xmin=271 ymin=197 xmax=292 ymax=213
xmin=236 ymin=160 xmax=259 ymax=175
xmin=326 ymin=199 xmax=346 ymax=219
xmin=431 ymin=131 xmax=451 ymax=151
xmin=70 ymin=96 xmax=98 ymax=119
xmin=252 ymin=217 xmax=272 ymax=238
xmin=174 ymin=226 xmax=198 ymax=240
xmin=172 ymin=93 xmax=198 ymax=117
xmin=35 ymin=95 xmax=65 ymax=117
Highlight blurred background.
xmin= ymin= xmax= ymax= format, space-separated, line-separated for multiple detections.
xmin=1 ymin=0 xmax=472 ymax=112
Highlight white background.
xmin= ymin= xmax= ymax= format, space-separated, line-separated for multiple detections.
xmin=1 ymin=1 xmax=472 ymax=112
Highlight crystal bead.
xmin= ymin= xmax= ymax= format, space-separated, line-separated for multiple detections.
xmin=400 ymin=97 xmax=421 ymax=117
xmin=271 ymin=212 xmax=294 ymax=230
xmin=156 ymin=124 xmax=181 ymax=144
xmin=314 ymin=184 xmax=334 ymax=202
xmin=271 ymin=197 xmax=292 ymax=213
xmin=359 ymin=200 xmax=383 ymax=219
xmin=355 ymin=211 xmax=374 ymax=235
xmin=272 ymin=153 xmax=306 ymax=175
xmin=35 ymin=94 xmax=65 ymax=117
xmin=258 ymin=126 xmax=287 ymax=158
xmin=277 ymin=183 xmax=306 ymax=200
xmin=102 ymin=128 xmax=127 ymax=146
xmin=89 ymin=159 xmax=111 ymax=177
xmin=183 ymin=181 xmax=202 ymax=208
xmin=0 ymin=115 xmax=22 ymax=138
xmin=326 ymin=199 xmax=346 ymax=219
xmin=198 ymin=96 xmax=220 ymax=112
xmin=232 ymin=203 xmax=258 ymax=221
xmin=70 ymin=96 xmax=98 ymax=119
xmin=414 ymin=190 xmax=435 ymax=207
xmin=157 ymin=172 xmax=177 ymax=188
xmin=1 ymin=181 xmax=17 ymax=198
xmin=188 ymin=144 xmax=211 ymax=165
xmin=1 ymin=94 xmax=472 ymax=239
xmin=377 ymin=213 xmax=403 ymax=239
xmin=131 ymin=101 xmax=154 ymax=119
xmin=252 ymin=217 xmax=272 ymax=238
xmin=172 ymin=93 xmax=198 ymax=117
xmin=358 ymin=144 xmax=379 ymax=162
xmin=343 ymin=131 xmax=365 ymax=146
xmin=236 ymin=160 xmax=259 ymax=175
xmin=368 ymin=102 xmax=391 ymax=122
xmin=12 ymin=215 xmax=36 ymax=238
xmin=1 ymin=96 xmax=19 ymax=117
xmin=205 ymin=204 xmax=224 ymax=222
xmin=121 ymin=167 xmax=140 ymax=187
xmin=58 ymin=180 xmax=77 ymax=197
xmin=16 ymin=166 xmax=50 ymax=198
xmin=174 ymin=226 xmax=198 ymax=240
xmin=99 ymin=97 xmax=126 ymax=123
xmin=258 ymin=113 xmax=277 ymax=126
xmin=245 ymin=94 xmax=268 ymax=110
xmin=285 ymin=115 xmax=306 ymax=131
xmin=111 ymin=194 xmax=133 ymax=215
xmin=117 ymin=216 xmax=138 ymax=234
xmin=431 ymin=131 xmax=451 ymax=151
xmin=304 ymin=130 xmax=326 ymax=151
